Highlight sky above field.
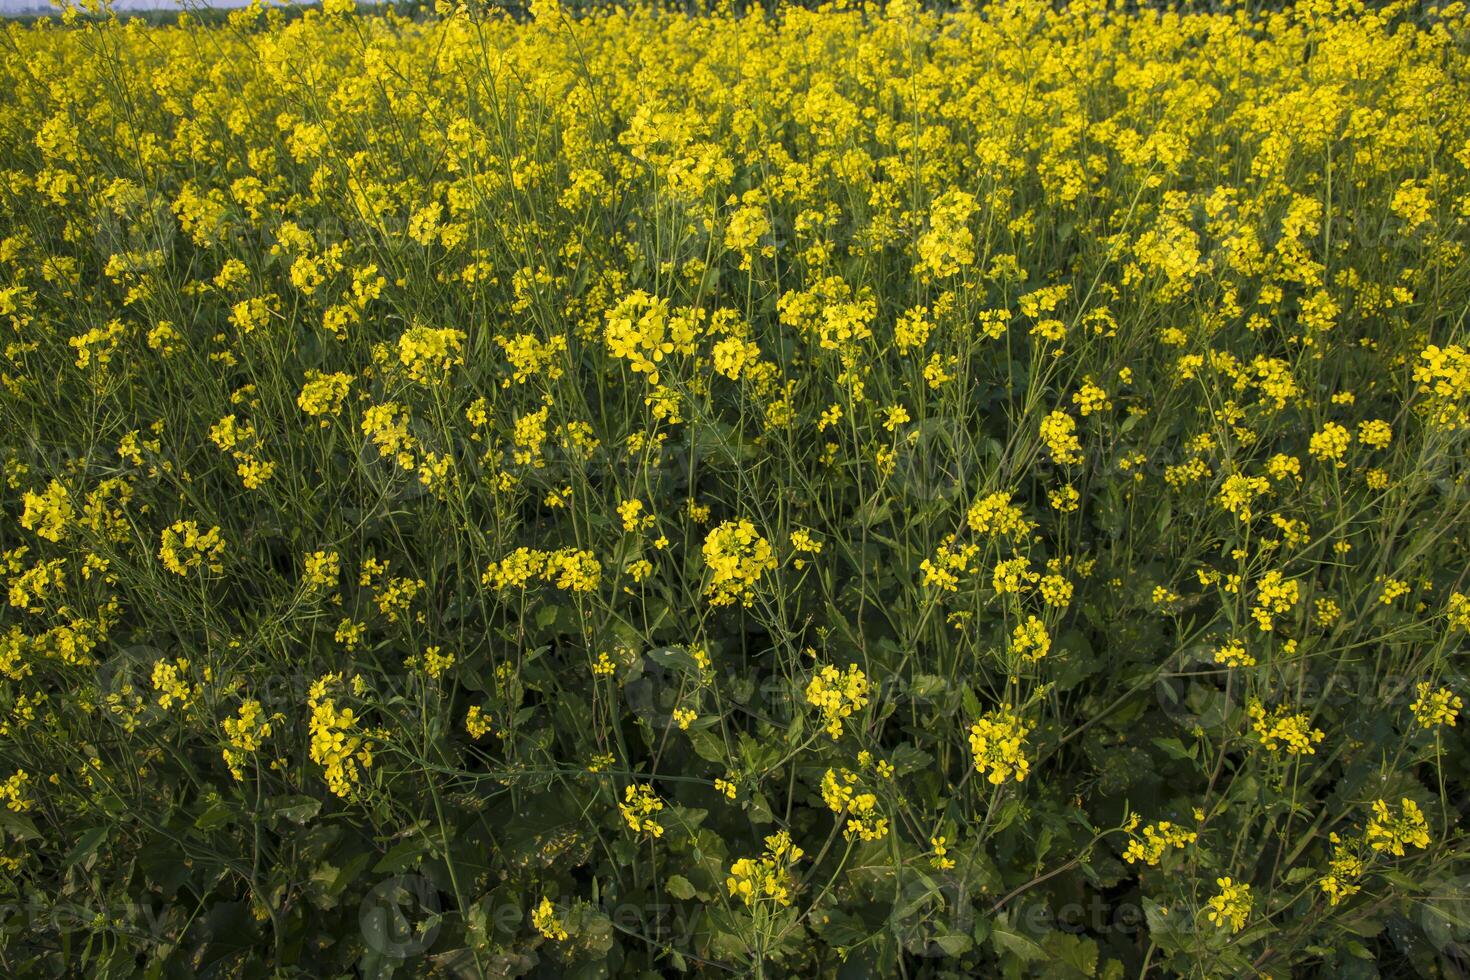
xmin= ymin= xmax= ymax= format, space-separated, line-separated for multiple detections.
xmin=0 ymin=0 xmax=311 ymax=12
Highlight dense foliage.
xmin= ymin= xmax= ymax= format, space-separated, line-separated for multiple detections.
xmin=2 ymin=0 xmax=1470 ymax=976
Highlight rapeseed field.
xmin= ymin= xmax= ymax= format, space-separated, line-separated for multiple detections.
xmin=2 ymin=0 xmax=1469 ymax=975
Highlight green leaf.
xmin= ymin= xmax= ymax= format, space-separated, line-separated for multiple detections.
xmin=665 ymin=874 xmax=696 ymax=900
xmin=909 ymin=674 xmax=948 ymax=699
xmin=0 ymin=810 xmax=40 ymax=841
xmin=1041 ymin=932 xmax=1099 ymax=977
xmin=1283 ymin=865 xmax=1319 ymax=885
xmin=991 ymin=922 xmax=1048 ymax=962
xmin=888 ymin=744 xmax=933 ymax=776
xmin=647 ymin=646 xmax=699 ymax=671
xmin=745 ymin=791 xmax=776 ymax=825
xmin=64 ymin=826 xmax=108 ymax=869
xmin=989 ymin=798 xmax=1023 ymax=834
xmin=931 ymin=933 xmax=973 ymax=957
xmin=1151 ymin=737 xmax=1193 ymax=762
xmin=688 ymin=729 xmax=726 ymax=763
xmin=961 ymin=685 xmax=982 ymax=721
xmin=269 ymin=795 xmax=322 ymax=825
xmin=1340 ymin=917 xmax=1384 ymax=938
xmin=375 ymin=838 xmax=429 ymax=874
xmin=194 ymin=798 xmax=237 ymax=832
xmin=1376 ymin=869 xmax=1422 ymax=892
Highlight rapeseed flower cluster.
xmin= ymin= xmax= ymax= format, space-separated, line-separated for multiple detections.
xmin=727 ymin=830 xmax=803 ymax=909
xmin=221 ymin=699 xmax=272 ymax=781
xmin=1206 ymin=877 xmax=1252 ymax=933
xmin=804 ymin=663 xmax=869 ymax=740
xmin=158 ymin=521 xmax=224 ymax=576
xmin=820 ymin=767 xmax=889 ymax=842
xmin=701 ymin=519 xmax=775 ymax=607
xmin=617 ymin=784 xmax=665 ymax=839
xmin=1248 ymin=698 xmax=1326 ymax=756
xmin=1366 ymin=798 xmax=1432 ymax=857
xmin=1123 ymin=819 xmax=1198 ymax=867
xmin=307 ymin=674 xmax=375 ymax=799
xmin=968 ymin=705 xmax=1031 ymax=785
